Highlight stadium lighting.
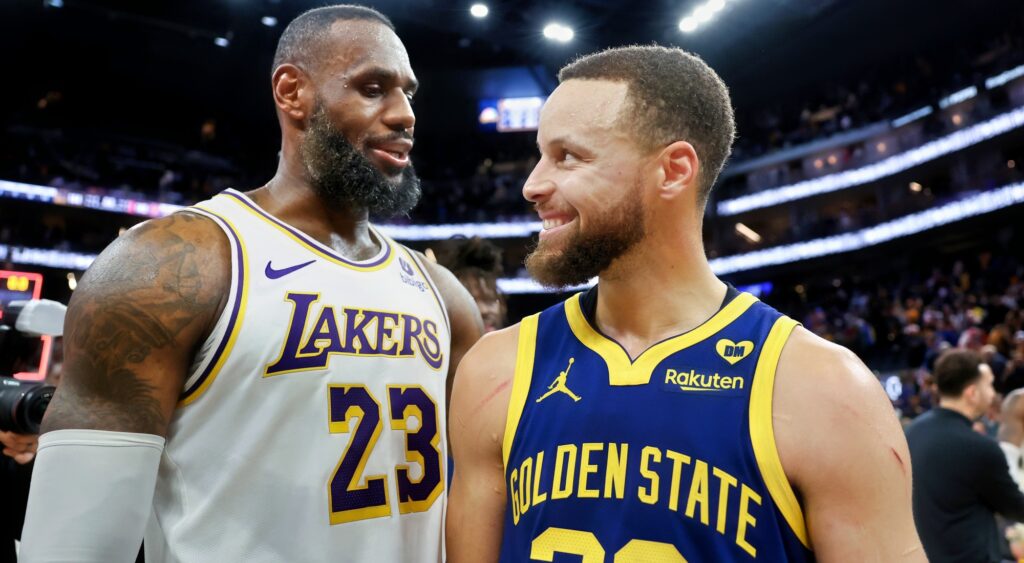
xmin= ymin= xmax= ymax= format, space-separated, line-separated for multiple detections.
xmin=214 ymin=37 xmax=230 ymax=48
xmin=66 ymin=272 xmax=77 ymax=291
xmin=679 ymin=0 xmax=731 ymax=33
xmin=735 ymin=223 xmax=762 ymax=243
xmin=5 ymin=181 xmax=1024 ymax=287
xmin=43 ymin=0 xmax=63 ymax=8
xmin=261 ymin=16 xmax=278 ymax=27
xmin=543 ymin=23 xmax=574 ymax=43
xmin=717 ymin=104 xmax=1024 ymax=216
xmin=986 ymin=64 xmax=1024 ymax=90
xmin=470 ymin=3 xmax=489 ymax=18
xmin=694 ymin=5 xmax=715 ymax=22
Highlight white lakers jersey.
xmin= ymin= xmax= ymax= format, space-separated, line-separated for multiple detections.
xmin=145 ymin=189 xmax=450 ymax=563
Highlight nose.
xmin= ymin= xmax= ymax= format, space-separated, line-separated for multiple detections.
xmin=382 ymin=89 xmax=415 ymax=133
xmin=523 ymin=158 xmax=555 ymax=204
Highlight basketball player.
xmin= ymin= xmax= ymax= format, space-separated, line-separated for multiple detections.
xmin=20 ymin=5 xmax=482 ymax=562
xmin=447 ymin=46 xmax=925 ymax=561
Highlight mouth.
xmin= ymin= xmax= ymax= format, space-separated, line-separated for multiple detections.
xmin=538 ymin=215 xmax=576 ymax=241
xmin=367 ymin=139 xmax=413 ymax=172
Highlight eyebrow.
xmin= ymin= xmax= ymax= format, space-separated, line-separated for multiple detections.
xmin=539 ymin=135 xmax=592 ymax=154
xmin=354 ymin=66 xmax=419 ymax=93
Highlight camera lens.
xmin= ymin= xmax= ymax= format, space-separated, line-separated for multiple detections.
xmin=0 ymin=377 xmax=56 ymax=434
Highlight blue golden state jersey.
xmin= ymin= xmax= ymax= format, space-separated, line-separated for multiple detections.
xmin=500 ymin=287 xmax=813 ymax=562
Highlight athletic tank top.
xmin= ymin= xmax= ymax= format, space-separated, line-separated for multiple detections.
xmin=500 ymin=286 xmax=813 ymax=562
xmin=145 ymin=189 xmax=450 ymax=562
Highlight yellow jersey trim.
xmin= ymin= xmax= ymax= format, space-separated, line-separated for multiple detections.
xmin=219 ymin=190 xmax=394 ymax=272
xmin=749 ymin=316 xmax=810 ymax=549
xmin=503 ymin=314 xmax=539 ymax=469
xmin=177 ymin=205 xmax=250 ymax=407
xmin=564 ymin=291 xmax=758 ymax=386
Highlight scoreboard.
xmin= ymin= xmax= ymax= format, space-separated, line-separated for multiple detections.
xmin=0 ymin=270 xmax=52 ymax=381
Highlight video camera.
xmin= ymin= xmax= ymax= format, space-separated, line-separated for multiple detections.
xmin=0 ymin=299 xmax=66 ymax=434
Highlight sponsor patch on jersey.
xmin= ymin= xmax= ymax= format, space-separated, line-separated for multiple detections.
xmin=399 ymin=256 xmax=428 ymax=292
xmin=661 ymin=368 xmax=747 ymax=396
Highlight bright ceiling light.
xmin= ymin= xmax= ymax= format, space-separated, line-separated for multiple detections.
xmin=678 ymin=16 xmax=698 ymax=32
xmin=261 ymin=16 xmax=278 ymax=27
xmin=708 ymin=0 xmax=726 ymax=12
xmin=543 ymin=23 xmax=573 ymax=43
xmin=735 ymin=223 xmax=762 ymax=244
xmin=470 ymin=3 xmax=489 ymax=18
xmin=695 ymin=4 xmax=715 ymax=22
xmin=214 ymin=37 xmax=230 ymax=48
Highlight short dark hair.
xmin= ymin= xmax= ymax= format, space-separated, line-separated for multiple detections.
xmin=436 ymin=236 xmax=503 ymax=282
xmin=934 ymin=348 xmax=984 ymax=398
xmin=558 ymin=45 xmax=735 ymax=207
xmin=272 ymin=5 xmax=395 ymax=73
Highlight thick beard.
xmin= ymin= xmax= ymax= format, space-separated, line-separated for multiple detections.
xmin=525 ymin=180 xmax=646 ymax=288
xmin=300 ymin=102 xmax=421 ymax=218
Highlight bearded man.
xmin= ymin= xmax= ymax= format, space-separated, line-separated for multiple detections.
xmin=19 ymin=5 xmax=482 ymax=562
xmin=446 ymin=45 xmax=924 ymax=562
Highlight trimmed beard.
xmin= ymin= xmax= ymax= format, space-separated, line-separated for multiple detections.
xmin=300 ymin=101 xmax=421 ymax=218
xmin=525 ymin=179 xmax=646 ymax=288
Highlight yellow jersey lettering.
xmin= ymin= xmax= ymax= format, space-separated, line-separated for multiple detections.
xmin=712 ymin=467 xmax=738 ymax=535
xmin=519 ymin=457 xmax=534 ymax=517
xmin=552 ymin=444 xmax=578 ymax=500
xmin=510 ymin=468 xmax=520 ymax=525
xmin=685 ymin=459 xmax=710 ymax=525
xmin=604 ymin=443 xmax=628 ymax=500
xmin=578 ymin=443 xmax=602 ymax=499
xmin=665 ymin=369 xmax=679 ymax=385
xmin=532 ymin=451 xmax=548 ymax=507
xmin=737 ymin=484 xmax=762 ymax=557
xmin=665 ymin=449 xmax=692 ymax=512
xmin=638 ymin=446 xmax=661 ymax=505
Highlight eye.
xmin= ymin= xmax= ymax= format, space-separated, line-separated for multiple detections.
xmin=362 ymin=83 xmax=384 ymax=97
xmin=561 ymin=151 xmax=579 ymax=163
xmin=405 ymin=92 xmax=416 ymax=105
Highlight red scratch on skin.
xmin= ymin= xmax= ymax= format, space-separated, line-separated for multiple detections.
xmin=890 ymin=447 xmax=906 ymax=476
xmin=471 ymin=379 xmax=512 ymax=416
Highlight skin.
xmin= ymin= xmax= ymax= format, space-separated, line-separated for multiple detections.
xmin=41 ymin=18 xmax=482 ymax=453
xmin=447 ymin=79 xmax=925 ymax=561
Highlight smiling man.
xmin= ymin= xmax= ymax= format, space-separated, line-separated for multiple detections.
xmin=447 ymin=45 xmax=925 ymax=562
xmin=19 ymin=5 xmax=482 ymax=562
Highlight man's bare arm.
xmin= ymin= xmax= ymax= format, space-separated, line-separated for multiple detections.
xmin=775 ymin=327 xmax=926 ymax=561
xmin=447 ymin=327 xmax=519 ymax=563
xmin=41 ymin=212 xmax=230 ymax=436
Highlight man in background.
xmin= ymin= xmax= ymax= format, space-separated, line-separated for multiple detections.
xmin=907 ymin=348 xmax=1024 ymax=562
xmin=435 ymin=236 xmax=507 ymax=333
xmin=999 ymin=388 xmax=1024 ymax=490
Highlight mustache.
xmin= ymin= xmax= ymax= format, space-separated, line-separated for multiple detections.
xmin=364 ymin=130 xmax=414 ymax=145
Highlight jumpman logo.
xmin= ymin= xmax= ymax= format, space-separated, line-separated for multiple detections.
xmin=536 ymin=358 xmax=581 ymax=403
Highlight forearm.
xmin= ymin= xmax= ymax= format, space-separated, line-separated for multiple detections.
xmin=19 ymin=430 xmax=164 ymax=563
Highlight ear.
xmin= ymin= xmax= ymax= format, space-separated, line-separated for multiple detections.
xmin=272 ymin=63 xmax=314 ymax=123
xmin=654 ymin=140 xmax=699 ymax=201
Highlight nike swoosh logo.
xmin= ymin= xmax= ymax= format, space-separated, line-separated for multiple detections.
xmin=265 ymin=259 xmax=316 ymax=279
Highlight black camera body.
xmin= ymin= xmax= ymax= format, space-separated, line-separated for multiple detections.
xmin=0 ymin=377 xmax=54 ymax=434
xmin=0 ymin=299 xmax=66 ymax=434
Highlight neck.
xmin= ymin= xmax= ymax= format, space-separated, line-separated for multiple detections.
xmin=939 ymin=397 xmax=979 ymax=421
xmin=594 ymin=226 xmax=726 ymax=359
xmin=248 ymin=147 xmax=376 ymax=258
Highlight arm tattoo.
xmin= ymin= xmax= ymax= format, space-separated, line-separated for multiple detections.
xmin=43 ymin=214 xmax=225 ymax=435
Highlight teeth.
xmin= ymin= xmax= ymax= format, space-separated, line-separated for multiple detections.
xmin=543 ymin=219 xmax=567 ymax=230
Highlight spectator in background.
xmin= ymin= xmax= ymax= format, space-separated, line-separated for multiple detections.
xmin=906 ymin=348 xmax=1024 ymax=563
xmin=999 ymin=389 xmax=1024 ymax=491
xmin=435 ymin=236 xmax=507 ymax=333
